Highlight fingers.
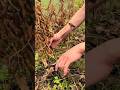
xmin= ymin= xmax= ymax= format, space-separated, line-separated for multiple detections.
xmin=55 ymin=56 xmax=70 ymax=76
xmin=48 ymin=34 xmax=62 ymax=48
xmin=64 ymin=62 xmax=70 ymax=76
xmin=58 ymin=57 xmax=67 ymax=69
xmin=48 ymin=37 xmax=58 ymax=48
xmin=51 ymin=41 xmax=58 ymax=48
xmin=55 ymin=56 xmax=66 ymax=71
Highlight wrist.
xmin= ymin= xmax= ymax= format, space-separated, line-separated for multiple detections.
xmin=78 ymin=42 xmax=85 ymax=54
xmin=57 ymin=24 xmax=72 ymax=38
xmin=71 ymin=42 xmax=85 ymax=54
xmin=54 ymin=33 xmax=62 ymax=39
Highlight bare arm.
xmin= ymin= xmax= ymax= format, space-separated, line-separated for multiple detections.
xmin=86 ymin=38 xmax=120 ymax=86
xmin=49 ymin=4 xmax=85 ymax=48
xmin=57 ymin=4 xmax=85 ymax=38
xmin=55 ymin=42 xmax=85 ymax=76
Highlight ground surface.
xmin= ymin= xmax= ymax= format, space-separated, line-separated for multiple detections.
xmin=35 ymin=0 xmax=120 ymax=90
xmin=0 ymin=0 xmax=119 ymax=90
xmin=35 ymin=0 xmax=85 ymax=90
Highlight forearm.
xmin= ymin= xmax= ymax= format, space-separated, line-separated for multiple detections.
xmin=86 ymin=38 xmax=120 ymax=86
xmin=102 ymin=38 xmax=120 ymax=64
xmin=88 ymin=38 xmax=120 ymax=65
xmin=69 ymin=42 xmax=85 ymax=54
xmin=57 ymin=4 xmax=85 ymax=38
xmin=69 ymin=3 xmax=85 ymax=28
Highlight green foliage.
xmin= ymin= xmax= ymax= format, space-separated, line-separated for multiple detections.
xmin=75 ymin=0 xmax=84 ymax=8
xmin=36 ymin=0 xmax=85 ymax=89
xmin=0 ymin=65 xmax=8 ymax=81
xmin=0 ymin=64 xmax=8 ymax=90
xmin=53 ymin=76 xmax=69 ymax=90
xmin=53 ymin=76 xmax=61 ymax=84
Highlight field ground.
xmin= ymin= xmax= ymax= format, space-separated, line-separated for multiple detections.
xmin=36 ymin=0 xmax=120 ymax=90
xmin=35 ymin=0 xmax=85 ymax=90
xmin=0 ymin=0 xmax=120 ymax=90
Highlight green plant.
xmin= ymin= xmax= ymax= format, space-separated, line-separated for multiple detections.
xmin=0 ymin=65 xmax=8 ymax=81
xmin=35 ymin=0 xmax=85 ymax=90
xmin=0 ymin=64 xmax=9 ymax=90
xmin=53 ymin=76 xmax=70 ymax=90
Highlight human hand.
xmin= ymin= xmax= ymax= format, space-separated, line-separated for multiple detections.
xmin=55 ymin=43 xmax=85 ymax=76
xmin=49 ymin=23 xmax=74 ymax=48
xmin=49 ymin=33 xmax=63 ymax=48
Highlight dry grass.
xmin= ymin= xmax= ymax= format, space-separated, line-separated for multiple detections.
xmin=35 ymin=0 xmax=85 ymax=90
